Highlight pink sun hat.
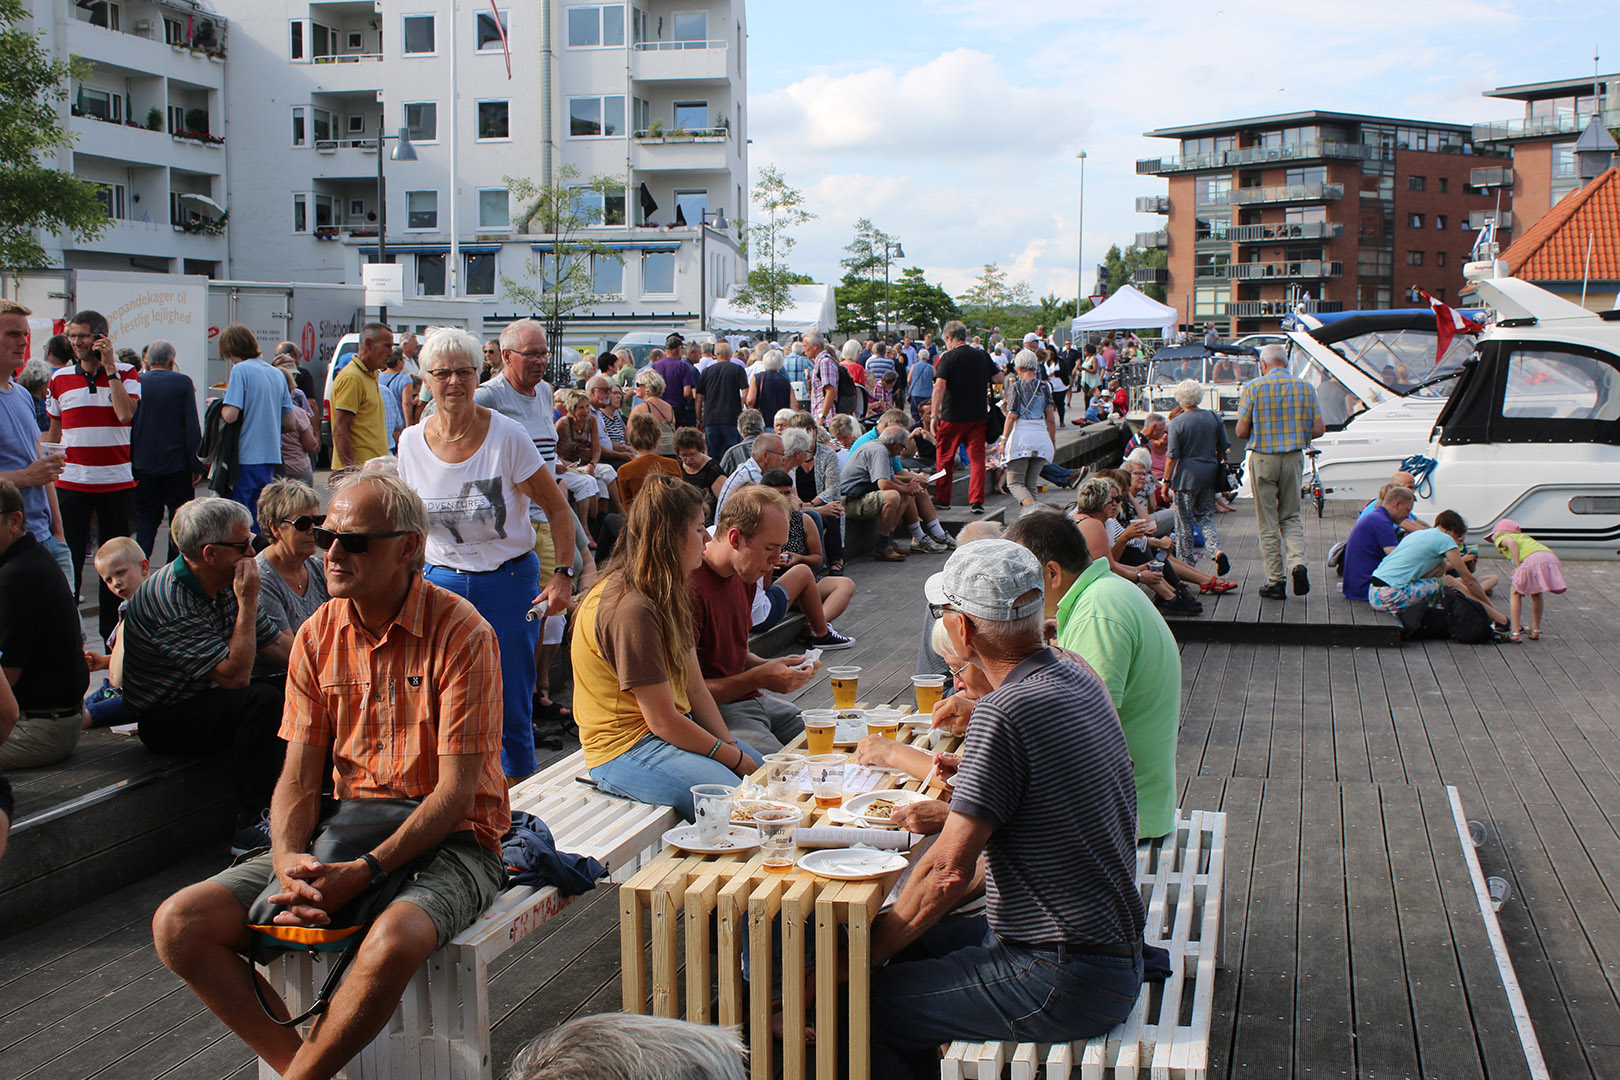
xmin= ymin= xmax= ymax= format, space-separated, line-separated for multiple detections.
xmin=1486 ymin=518 xmax=1519 ymax=539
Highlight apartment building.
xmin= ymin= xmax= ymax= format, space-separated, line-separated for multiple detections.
xmin=29 ymin=0 xmax=229 ymax=276
xmin=223 ymin=0 xmax=748 ymax=345
xmin=1135 ymin=111 xmax=1501 ymax=334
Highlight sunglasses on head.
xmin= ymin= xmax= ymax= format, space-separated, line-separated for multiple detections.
xmin=282 ymin=514 xmax=326 ymax=532
xmin=312 ymin=527 xmax=409 ymax=555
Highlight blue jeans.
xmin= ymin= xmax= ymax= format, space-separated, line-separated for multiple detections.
xmin=426 ymin=551 xmax=541 ymax=778
xmin=42 ymin=535 xmax=74 ymax=588
xmin=870 ymin=918 xmax=1143 ymax=1078
xmin=1041 ymin=462 xmax=1075 ymax=485
xmin=706 ymin=423 xmax=742 ymax=461
xmin=589 ymin=731 xmax=763 ymax=820
xmin=231 ymin=462 xmax=277 ymax=532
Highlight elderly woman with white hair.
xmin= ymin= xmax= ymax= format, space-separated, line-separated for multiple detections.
xmin=629 ymin=366 xmax=677 ymax=454
xmin=746 ymin=348 xmax=796 ymax=421
xmin=1165 ymin=377 xmax=1232 ymax=578
xmin=396 ymin=327 xmax=577 ymax=783
xmin=1000 ymin=347 xmax=1057 ymax=510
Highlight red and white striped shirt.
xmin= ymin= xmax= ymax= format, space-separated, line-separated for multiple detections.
xmin=46 ymin=362 xmax=141 ymax=492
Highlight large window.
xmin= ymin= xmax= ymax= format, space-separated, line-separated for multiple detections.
xmin=311 ymin=108 xmax=333 ymax=144
xmin=673 ymin=101 xmax=708 ymax=131
xmin=1193 ymin=176 xmax=1231 ymax=206
xmin=475 ymin=9 xmax=509 ymax=51
xmin=1193 ymin=285 xmax=1225 ymax=319
xmin=1284 ymin=166 xmax=1326 ymax=186
xmin=674 ymin=189 xmax=707 ymax=225
xmin=417 ymin=253 xmax=446 ymax=296
xmin=402 ymin=14 xmax=435 ymax=55
xmin=569 ymin=95 xmax=625 ymax=137
xmin=406 ymin=190 xmax=437 ymax=230
xmin=78 ymin=87 xmax=121 ymax=122
xmin=476 ymin=100 xmax=510 ymax=140
xmin=1503 ymin=347 xmax=1620 ymax=421
xmin=314 ymin=195 xmax=334 ymax=228
xmin=592 ymin=253 xmax=623 ymax=294
xmin=478 ymin=188 xmax=510 ymax=229
xmin=1550 ymin=141 xmax=1579 ymax=202
xmin=671 ymin=11 xmax=707 ymax=43
xmin=404 ymin=102 xmax=437 ymax=142
xmin=465 ymin=253 xmax=495 ymax=295
xmin=641 ymin=250 xmax=674 ymax=295
xmin=567 ymin=4 xmax=624 ymax=47
xmin=291 ymin=106 xmax=306 ymax=146
xmin=571 ymin=186 xmax=625 ymax=225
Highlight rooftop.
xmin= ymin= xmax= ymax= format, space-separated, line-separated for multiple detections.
xmin=1146 ymin=109 xmax=1474 ymax=140
xmin=1484 ymin=72 xmax=1617 ymax=102
xmin=1500 ymin=165 xmax=1620 ymax=282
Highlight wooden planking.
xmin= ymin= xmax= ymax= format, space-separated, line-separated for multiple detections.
xmin=1226 ymin=779 xmax=1299 ymax=1076
xmin=1291 ymin=782 xmax=1354 ymax=1075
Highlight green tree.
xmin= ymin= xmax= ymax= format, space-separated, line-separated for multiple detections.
xmin=0 ymin=0 xmax=109 ymax=268
xmin=834 ymin=270 xmax=883 ymax=336
xmin=957 ymin=263 xmax=1034 ymax=333
xmin=1097 ymin=243 xmax=1168 ymax=302
xmin=838 ymin=218 xmax=898 ymax=336
xmin=889 ymin=267 xmax=960 ymax=335
xmin=730 ymin=164 xmax=815 ymax=338
xmin=501 ymin=164 xmax=624 ymax=376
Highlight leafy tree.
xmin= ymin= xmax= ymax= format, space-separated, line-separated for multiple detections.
xmin=834 ymin=271 xmax=883 ymax=336
xmin=1097 ymin=243 xmax=1168 ymax=302
xmin=730 ymin=164 xmax=814 ymax=338
xmin=889 ymin=267 xmax=960 ymax=335
xmin=838 ymin=218 xmax=899 ymax=336
xmin=0 ymin=0 xmax=109 ymax=268
xmin=501 ymin=164 xmax=624 ymax=379
xmin=957 ymin=263 xmax=1034 ymax=333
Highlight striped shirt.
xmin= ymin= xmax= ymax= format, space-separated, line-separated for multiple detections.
xmin=1236 ymin=368 xmax=1321 ymax=454
xmin=282 ymin=573 xmax=510 ymax=852
xmin=121 ymin=557 xmax=281 ymax=713
xmin=951 ymin=648 xmax=1145 ymax=946
xmin=865 ymin=353 xmax=896 ymax=390
xmin=46 ymin=362 xmax=141 ymax=491
xmin=808 ymin=351 xmax=841 ymax=416
xmin=714 ymin=458 xmax=764 ymax=522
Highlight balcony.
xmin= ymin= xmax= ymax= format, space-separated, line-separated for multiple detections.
xmin=1225 ymin=260 xmax=1343 ymax=281
xmin=64 ymin=18 xmax=226 ymax=86
xmin=1473 ymin=109 xmax=1620 ymax=144
xmin=307 ymin=138 xmax=380 ymax=179
xmin=1469 ymin=165 xmax=1513 ymax=188
xmin=1135 ymin=230 xmax=1168 ymax=249
xmin=1229 ymin=221 xmax=1343 ymax=244
xmin=1137 ymin=141 xmax=1368 ymax=175
xmin=69 ymin=216 xmax=227 ymax=263
xmin=68 ymin=115 xmax=221 ymax=172
xmin=1225 ymin=299 xmax=1344 ymax=318
xmin=630 ymin=40 xmax=729 ymax=82
xmin=1135 ymin=195 xmax=1170 ymax=214
xmin=630 ymin=130 xmax=729 ymax=172
xmin=1467 ymin=210 xmax=1513 ymax=231
xmin=1229 ymin=182 xmax=1344 ymax=205
xmin=1132 ymin=267 xmax=1169 ymax=285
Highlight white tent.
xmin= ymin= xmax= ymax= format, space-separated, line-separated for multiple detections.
xmin=1070 ymin=283 xmax=1179 ymax=337
xmin=708 ymin=283 xmax=836 ymax=336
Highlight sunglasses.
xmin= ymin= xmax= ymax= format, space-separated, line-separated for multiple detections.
xmin=208 ymin=538 xmax=254 ymax=553
xmin=313 ymin=527 xmax=409 ymax=555
xmin=282 ymin=514 xmax=326 ymax=532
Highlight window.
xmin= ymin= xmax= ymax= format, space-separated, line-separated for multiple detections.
xmin=417 ymin=253 xmax=446 ymax=296
xmin=1193 ymin=286 xmax=1225 ymax=319
xmin=314 ymin=194 xmax=334 ymax=227
xmin=86 ymin=2 xmax=119 ymax=30
xmin=476 ymin=9 xmax=508 ymax=50
xmin=632 ymin=6 xmax=648 ymax=44
xmin=674 ymin=189 xmax=707 ymax=225
xmin=569 ymin=95 xmax=625 ymax=137
xmin=94 ymin=182 xmax=127 ymax=220
xmin=311 ymin=108 xmax=332 ymax=143
xmin=1408 ymin=175 xmax=1426 ymax=191
xmin=476 ymin=100 xmax=510 ymax=140
xmin=79 ymin=87 xmax=120 ymax=122
xmin=592 ymin=253 xmax=623 ymax=294
xmin=347 ymin=31 xmax=363 ymax=50
xmin=672 ymin=11 xmax=707 ymax=43
xmin=1551 ymin=141 xmax=1578 ymax=201
xmin=347 ymin=199 xmax=366 ymax=219
xmin=642 ymin=250 xmax=674 ymax=294
xmin=404 ymin=102 xmax=437 ymax=142
xmin=1436 ymin=252 xmax=1446 ymax=267
xmin=1435 ymin=215 xmax=1447 ymax=230
xmin=402 ymin=14 xmax=435 ymax=55
xmin=1406 ymin=250 xmax=1424 ymax=266
xmin=1437 ymin=177 xmax=1448 ymax=194
xmin=293 ymin=194 xmax=307 ymax=233
xmin=1284 ymin=166 xmax=1326 ymax=186
xmin=571 ymin=185 xmax=625 ymax=225
xmin=633 ymin=97 xmax=651 ymax=134
xmin=465 ymin=253 xmax=495 ymax=295
xmin=1503 ymin=347 xmax=1620 ymax=421
xmin=406 ymin=190 xmax=438 ymax=230
xmin=168 ymin=17 xmax=187 ymax=45
xmin=1194 ymin=176 xmax=1231 ymax=206
xmin=672 ymin=101 xmax=708 ymax=131
xmin=478 ymin=189 xmax=510 ymax=229
xmin=347 ymin=114 xmax=366 ymax=135
xmin=1408 ymin=213 xmax=1424 ymax=228
xmin=567 ymin=4 xmax=624 ymax=47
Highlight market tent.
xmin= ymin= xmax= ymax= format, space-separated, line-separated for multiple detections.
xmin=708 ymin=283 xmax=835 ymax=335
xmin=1070 ymin=284 xmax=1178 ymax=337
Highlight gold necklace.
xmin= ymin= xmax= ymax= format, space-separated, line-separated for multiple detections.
xmin=439 ymin=412 xmax=477 ymax=443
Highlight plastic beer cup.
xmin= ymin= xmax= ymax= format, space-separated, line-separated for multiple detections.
xmin=912 ymin=674 xmax=946 ymax=715
xmin=829 ymin=666 xmax=861 ymax=708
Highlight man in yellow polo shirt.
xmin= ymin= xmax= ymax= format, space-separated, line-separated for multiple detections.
xmin=331 ymin=323 xmax=392 ymax=469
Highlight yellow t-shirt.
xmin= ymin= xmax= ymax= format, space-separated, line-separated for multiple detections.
xmin=1493 ymin=532 xmax=1551 ymax=566
xmin=573 ymin=575 xmax=690 ymax=768
xmin=331 ymin=360 xmax=389 ymax=465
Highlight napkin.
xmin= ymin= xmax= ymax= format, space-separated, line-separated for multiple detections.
xmin=795 ymin=826 xmax=916 ymax=851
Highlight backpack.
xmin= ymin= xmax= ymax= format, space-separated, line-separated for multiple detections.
xmin=1398 ymin=601 xmax=1450 ymax=641
xmin=1443 ymin=590 xmax=1495 ymax=644
xmin=835 ymin=363 xmax=857 ymax=413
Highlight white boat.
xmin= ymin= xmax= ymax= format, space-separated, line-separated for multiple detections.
xmin=1127 ymin=344 xmax=1260 ymax=449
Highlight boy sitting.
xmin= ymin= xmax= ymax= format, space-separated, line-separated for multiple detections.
xmin=83 ymin=537 xmax=150 ymax=729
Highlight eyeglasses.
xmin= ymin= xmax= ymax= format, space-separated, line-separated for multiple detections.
xmin=428 ymin=367 xmax=479 ymax=382
xmin=282 ymin=514 xmax=326 ymax=532
xmin=207 ymin=538 xmax=254 ymax=553
xmin=504 ymin=347 xmax=548 ymax=360
xmin=313 ymin=527 xmax=409 ymax=555
xmin=947 ymin=661 xmax=971 ymax=680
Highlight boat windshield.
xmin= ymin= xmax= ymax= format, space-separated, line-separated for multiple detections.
xmin=1148 ymin=358 xmax=1205 ymax=384
xmin=1286 ymin=344 xmax=1368 ymax=428
xmin=1329 ymin=328 xmax=1474 ymax=397
xmin=1208 ymin=357 xmax=1260 ymax=383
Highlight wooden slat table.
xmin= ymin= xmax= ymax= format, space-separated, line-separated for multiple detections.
xmin=618 ymin=706 xmax=956 ymax=1080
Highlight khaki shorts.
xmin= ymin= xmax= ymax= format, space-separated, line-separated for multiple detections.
xmin=845 ymin=488 xmax=886 ymax=519
xmin=0 ymin=712 xmax=82 ymax=770
xmin=211 ymin=832 xmax=505 ymax=950
xmin=532 ymin=517 xmax=557 ymax=582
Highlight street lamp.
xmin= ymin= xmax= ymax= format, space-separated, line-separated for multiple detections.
xmin=1075 ymin=149 xmax=1087 ymax=314
xmin=882 ymin=239 xmax=905 ymax=340
xmin=374 ymin=116 xmax=417 ymax=326
xmin=697 ymin=206 xmax=731 ymax=332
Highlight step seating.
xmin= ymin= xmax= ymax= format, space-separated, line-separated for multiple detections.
xmin=256 ymin=749 xmax=676 ymax=1080
xmin=939 ymin=808 xmax=1226 ymax=1080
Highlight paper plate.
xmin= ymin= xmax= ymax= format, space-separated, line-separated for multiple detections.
xmin=797 ymin=848 xmax=909 ymax=881
xmin=830 ymin=721 xmax=871 ymax=747
xmin=731 ymin=799 xmax=802 ymax=825
xmin=845 ymin=789 xmax=932 ymax=828
xmin=662 ymin=824 xmax=760 ymax=855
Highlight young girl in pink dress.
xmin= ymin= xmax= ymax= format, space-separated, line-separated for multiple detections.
xmin=1488 ymin=518 xmax=1566 ymax=642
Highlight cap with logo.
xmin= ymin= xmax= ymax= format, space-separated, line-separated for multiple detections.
xmin=924 ymin=539 xmax=1045 ymax=622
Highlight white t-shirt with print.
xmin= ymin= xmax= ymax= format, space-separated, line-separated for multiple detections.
xmin=397 ymin=410 xmax=543 ymax=572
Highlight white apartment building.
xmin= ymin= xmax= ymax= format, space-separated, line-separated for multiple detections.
xmin=28 ymin=0 xmax=230 ymax=276
xmin=223 ymin=0 xmax=748 ymax=345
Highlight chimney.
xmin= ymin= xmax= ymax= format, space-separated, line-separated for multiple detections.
xmin=1574 ymin=114 xmax=1617 ymax=185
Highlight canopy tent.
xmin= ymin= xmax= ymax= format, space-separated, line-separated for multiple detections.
xmin=1070 ymin=284 xmax=1178 ymax=337
xmin=708 ymin=283 xmax=836 ymax=336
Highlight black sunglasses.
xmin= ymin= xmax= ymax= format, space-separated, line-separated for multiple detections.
xmin=208 ymin=538 xmax=254 ymax=553
xmin=312 ymin=527 xmax=409 ymax=555
xmin=282 ymin=514 xmax=326 ymax=532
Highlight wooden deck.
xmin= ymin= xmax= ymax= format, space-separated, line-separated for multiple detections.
xmin=5 ymin=479 xmax=1620 ymax=1079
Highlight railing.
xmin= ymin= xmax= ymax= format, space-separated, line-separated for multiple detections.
xmin=1137 ymin=141 xmax=1368 ymax=174
xmin=1229 ymin=182 xmax=1344 ymax=205
xmin=1132 ymin=267 xmax=1169 ymax=285
xmin=313 ymin=138 xmax=378 ymax=152
xmin=1225 ymin=299 xmax=1344 ymax=317
xmin=1469 ymin=165 xmax=1513 ymax=188
xmin=309 ymin=51 xmax=383 ymax=64
xmin=1135 ymin=230 xmax=1168 ymax=249
xmin=632 ymin=127 xmax=727 ymax=141
xmin=1472 ymin=109 xmax=1620 ymax=142
xmin=1224 ymin=260 xmax=1343 ymax=280
xmin=1468 ymin=210 xmax=1513 ymax=230
xmin=632 ymin=39 xmax=726 ymax=51
xmin=1229 ymin=221 xmax=1342 ymax=243
xmin=1135 ymin=195 xmax=1170 ymax=214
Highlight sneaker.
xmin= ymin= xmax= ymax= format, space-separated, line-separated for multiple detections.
xmin=969 ymin=503 xmax=985 ymax=515
xmin=810 ymin=627 xmax=856 ymax=650
xmin=230 ymin=810 xmax=273 ymax=856
xmin=1292 ymin=564 xmax=1310 ymax=595
xmin=1258 ymin=581 xmax=1287 ymax=600
xmin=913 ymin=534 xmax=948 ymax=554
xmin=934 ymin=530 xmax=959 ymax=548
xmin=1160 ymin=594 xmax=1204 ymax=617
xmin=873 ymin=546 xmax=907 ymax=562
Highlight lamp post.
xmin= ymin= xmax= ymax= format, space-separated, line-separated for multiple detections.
xmin=1075 ymin=149 xmax=1087 ymax=314
xmin=882 ymin=239 xmax=905 ymax=340
xmin=697 ymin=206 xmax=730 ymax=332
xmin=373 ymin=115 xmax=418 ymax=326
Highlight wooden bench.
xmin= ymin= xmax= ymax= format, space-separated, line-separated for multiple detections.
xmin=257 ymin=749 xmax=677 ymax=1080
xmin=939 ymin=808 xmax=1226 ymax=1080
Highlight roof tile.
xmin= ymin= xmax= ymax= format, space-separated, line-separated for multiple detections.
xmin=1501 ymin=165 xmax=1620 ymax=281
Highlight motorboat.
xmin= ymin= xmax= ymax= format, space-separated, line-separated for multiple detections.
xmin=1416 ymin=276 xmax=1620 ymax=555
xmin=1127 ymin=343 xmax=1260 ymax=449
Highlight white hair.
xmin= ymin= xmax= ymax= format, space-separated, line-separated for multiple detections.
xmin=1259 ymin=343 xmax=1287 ymax=367
xmin=773 ymin=407 xmax=797 ymax=427
xmin=1173 ymin=379 xmax=1203 ymax=408
xmin=761 ymin=349 xmax=784 ymax=372
xmin=781 ymin=427 xmax=815 ymax=456
xmin=510 ymin=1014 xmax=746 ymax=1080
xmin=1125 ymin=447 xmax=1153 ymax=470
xmin=418 ymin=326 xmax=482 ymax=373
xmin=1014 ymin=348 xmax=1040 ymax=372
xmin=171 ymin=497 xmax=251 ymax=560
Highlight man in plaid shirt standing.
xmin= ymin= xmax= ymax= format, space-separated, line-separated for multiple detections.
xmin=1235 ymin=344 xmax=1323 ymax=600
xmin=805 ymin=331 xmax=840 ymax=424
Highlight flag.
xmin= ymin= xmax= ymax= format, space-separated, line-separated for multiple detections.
xmin=488 ymin=0 xmax=512 ymax=79
xmin=1417 ymin=287 xmax=1484 ymax=362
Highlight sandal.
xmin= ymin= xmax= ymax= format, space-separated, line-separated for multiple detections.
xmin=827 ymin=559 xmax=844 ymax=574
xmin=1200 ymin=578 xmax=1237 ymax=594
xmin=1214 ymin=551 xmax=1230 ymax=577
xmin=1529 ymin=629 xmax=1540 ymax=640
xmin=1508 ymin=630 xmax=1522 ymax=643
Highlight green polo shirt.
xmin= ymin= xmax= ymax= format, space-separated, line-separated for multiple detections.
xmin=1054 ymin=559 xmax=1181 ymax=839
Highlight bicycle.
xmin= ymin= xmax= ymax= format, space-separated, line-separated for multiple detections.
xmin=1303 ymin=446 xmax=1333 ymax=517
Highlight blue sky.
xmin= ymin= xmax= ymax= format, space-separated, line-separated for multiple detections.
xmin=745 ymin=0 xmax=1611 ymax=301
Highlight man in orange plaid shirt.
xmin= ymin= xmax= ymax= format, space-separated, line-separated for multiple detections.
xmin=153 ymin=470 xmax=510 ymax=1080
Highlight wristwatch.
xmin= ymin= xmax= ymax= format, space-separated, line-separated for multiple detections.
xmin=360 ymin=852 xmax=386 ymax=887
xmin=553 ymin=565 xmax=575 ymax=578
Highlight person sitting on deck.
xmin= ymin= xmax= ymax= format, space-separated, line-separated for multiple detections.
xmin=81 ymin=536 xmax=151 ymax=729
xmin=614 ymin=412 xmax=682 ymax=506
xmin=151 ymin=471 xmax=511 ymax=1080
xmin=840 ymin=421 xmax=951 ymax=561
xmin=1368 ymin=509 xmax=1508 ymax=625
xmin=862 ymin=541 xmax=1145 ymax=1076
xmin=754 ymin=468 xmax=855 ymax=639
xmin=1343 ymin=486 xmax=1416 ymax=601
xmin=573 ymin=476 xmax=761 ymax=819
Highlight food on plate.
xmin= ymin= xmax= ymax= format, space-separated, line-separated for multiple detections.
xmin=863 ymin=797 xmax=898 ymax=821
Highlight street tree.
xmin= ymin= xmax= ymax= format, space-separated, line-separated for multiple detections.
xmin=839 ymin=218 xmax=898 ymax=335
xmin=957 ymin=263 xmax=1034 ymax=333
xmin=889 ymin=267 xmax=960 ymax=335
xmin=730 ymin=164 xmax=814 ymax=338
xmin=0 ymin=0 xmax=109 ymax=268
xmin=1098 ymin=244 xmax=1169 ymax=302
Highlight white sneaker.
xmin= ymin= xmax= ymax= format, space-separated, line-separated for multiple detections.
xmin=913 ymin=534 xmax=948 ymax=554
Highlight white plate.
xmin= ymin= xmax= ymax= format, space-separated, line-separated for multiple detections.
xmin=797 ymin=848 xmax=910 ymax=880
xmin=900 ymin=714 xmax=933 ymax=728
xmin=845 ymin=789 xmax=932 ymax=827
xmin=662 ymin=824 xmax=760 ymax=854
xmin=731 ymin=799 xmax=802 ymax=825
xmin=831 ymin=720 xmax=870 ymax=747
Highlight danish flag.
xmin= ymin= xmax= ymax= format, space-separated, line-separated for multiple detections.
xmin=1417 ymin=288 xmax=1484 ymax=362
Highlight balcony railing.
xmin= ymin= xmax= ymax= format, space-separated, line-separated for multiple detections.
xmin=309 ymin=52 xmax=383 ymax=64
xmin=1229 ymin=221 xmax=1343 ymax=243
xmin=1225 ymin=260 xmax=1343 ymax=280
xmin=1229 ymin=182 xmax=1344 ymax=205
xmin=633 ymin=38 xmax=727 ymax=51
xmin=1131 ymin=267 xmax=1169 ymax=285
xmin=1225 ymin=299 xmax=1345 ymax=317
xmin=1135 ymin=195 xmax=1170 ymax=214
xmin=1469 ymin=165 xmax=1513 ymax=188
xmin=1135 ymin=230 xmax=1168 ymax=249
xmin=1137 ymin=141 xmax=1368 ymax=175
xmin=1472 ymin=109 xmax=1620 ymax=143
xmin=1467 ymin=210 xmax=1513 ymax=231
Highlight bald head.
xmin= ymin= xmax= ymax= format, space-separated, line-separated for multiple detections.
xmin=1391 ymin=470 xmax=1416 ymax=489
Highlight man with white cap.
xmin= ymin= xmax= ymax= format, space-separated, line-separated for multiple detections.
xmin=863 ymin=539 xmax=1145 ymax=1076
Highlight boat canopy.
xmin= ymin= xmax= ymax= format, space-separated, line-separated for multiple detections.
xmin=1436 ymin=338 xmax=1620 ymax=446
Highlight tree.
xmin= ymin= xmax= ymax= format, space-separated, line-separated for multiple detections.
xmin=730 ymin=164 xmax=814 ymax=338
xmin=834 ymin=270 xmax=883 ymax=336
xmin=1098 ymin=243 xmax=1168 ymax=302
xmin=0 ymin=0 xmax=109 ymax=268
xmin=501 ymin=164 xmax=624 ymax=379
xmin=957 ymin=263 xmax=1034 ymax=333
xmin=889 ymin=267 xmax=960 ymax=335
xmin=839 ymin=218 xmax=898 ymax=336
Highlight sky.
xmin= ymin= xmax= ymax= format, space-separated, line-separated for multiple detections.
xmin=744 ymin=0 xmax=1612 ymax=303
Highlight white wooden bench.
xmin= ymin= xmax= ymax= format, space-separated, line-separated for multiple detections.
xmin=257 ymin=749 xmax=677 ymax=1080
xmin=939 ymin=808 xmax=1226 ymax=1080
